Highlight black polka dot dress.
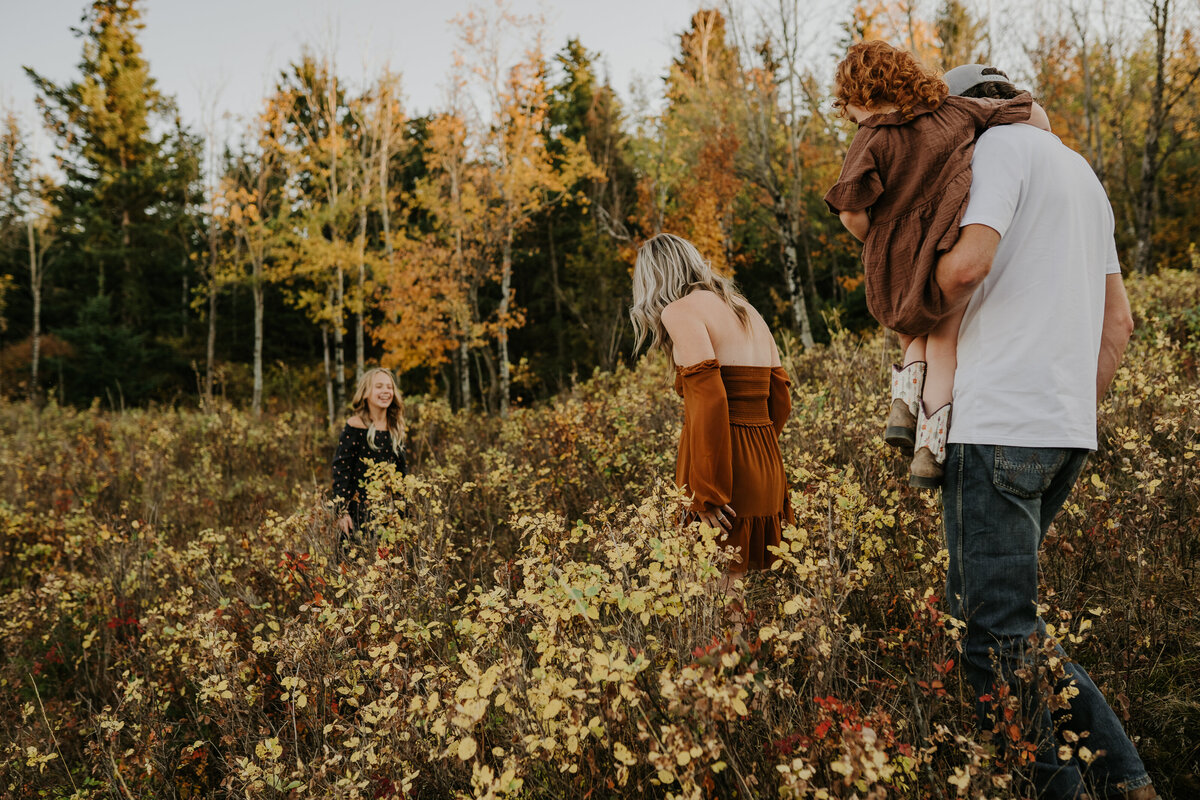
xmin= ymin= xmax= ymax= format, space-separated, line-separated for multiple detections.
xmin=331 ymin=424 xmax=408 ymax=531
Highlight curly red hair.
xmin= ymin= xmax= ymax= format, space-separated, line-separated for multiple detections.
xmin=834 ymin=40 xmax=947 ymax=120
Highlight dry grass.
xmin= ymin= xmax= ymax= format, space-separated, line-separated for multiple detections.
xmin=1 ymin=270 xmax=1197 ymax=799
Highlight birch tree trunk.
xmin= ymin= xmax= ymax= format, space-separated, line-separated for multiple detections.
xmin=777 ymin=214 xmax=815 ymax=348
xmin=548 ymin=219 xmax=564 ymax=388
xmin=356 ymin=203 xmax=367 ymax=380
xmin=181 ymin=268 xmax=188 ymax=338
xmin=322 ymin=323 xmax=335 ymax=429
xmin=727 ymin=0 xmax=816 ymax=350
xmin=328 ymin=68 xmax=347 ymax=409
xmin=380 ymin=93 xmax=393 ymax=260
xmin=252 ymin=253 xmax=264 ymax=415
xmin=498 ymin=227 xmax=513 ymax=417
xmin=334 ymin=267 xmax=346 ymax=408
xmin=206 ymin=279 xmax=217 ymax=407
xmin=1133 ymin=0 xmax=1169 ymax=275
xmin=204 ymin=221 xmax=224 ymax=409
xmin=459 ymin=336 xmax=471 ymax=411
xmin=1070 ymin=8 xmax=1106 ymax=181
xmin=26 ymin=219 xmax=42 ymax=401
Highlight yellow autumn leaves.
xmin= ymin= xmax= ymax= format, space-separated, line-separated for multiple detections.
xmin=0 ymin=270 xmax=1197 ymax=797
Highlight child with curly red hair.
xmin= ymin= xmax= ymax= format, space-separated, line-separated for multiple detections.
xmin=824 ymin=40 xmax=1049 ymax=487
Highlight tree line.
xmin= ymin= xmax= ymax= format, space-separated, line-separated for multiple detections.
xmin=1 ymin=0 xmax=1197 ymax=420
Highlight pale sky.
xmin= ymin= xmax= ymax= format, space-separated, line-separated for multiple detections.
xmin=1 ymin=0 xmax=715 ymax=156
xmin=2 ymin=0 xmax=1077 ymax=162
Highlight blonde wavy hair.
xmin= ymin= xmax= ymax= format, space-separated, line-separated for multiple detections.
xmin=630 ymin=233 xmax=750 ymax=363
xmin=349 ymin=367 xmax=406 ymax=455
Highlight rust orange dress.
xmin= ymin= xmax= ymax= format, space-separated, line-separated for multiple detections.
xmin=674 ymin=360 xmax=793 ymax=572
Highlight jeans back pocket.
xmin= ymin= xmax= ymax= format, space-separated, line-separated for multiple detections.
xmin=992 ymin=445 xmax=1069 ymax=499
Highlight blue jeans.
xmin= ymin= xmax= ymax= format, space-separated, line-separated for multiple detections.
xmin=942 ymin=443 xmax=1151 ymax=799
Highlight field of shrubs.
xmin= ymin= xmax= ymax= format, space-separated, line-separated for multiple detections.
xmin=1 ymin=271 xmax=1198 ymax=799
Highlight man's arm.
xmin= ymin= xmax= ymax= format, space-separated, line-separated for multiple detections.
xmin=1097 ymin=272 xmax=1134 ymax=401
xmin=935 ymin=223 xmax=1001 ymax=310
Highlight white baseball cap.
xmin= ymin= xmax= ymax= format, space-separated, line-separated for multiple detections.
xmin=944 ymin=64 xmax=1008 ymax=96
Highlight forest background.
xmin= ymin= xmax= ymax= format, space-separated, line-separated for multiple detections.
xmin=2 ymin=0 xmax=1198 ymax=419
xmin=2 ymin=2 xmax=1200 ymax=797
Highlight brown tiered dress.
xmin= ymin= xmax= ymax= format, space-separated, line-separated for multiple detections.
xmin=674 ymin=360 xmax=793 ymax=572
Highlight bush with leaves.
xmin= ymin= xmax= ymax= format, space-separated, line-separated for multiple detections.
xmin=1 ymin=271 xmax=1197 ymax=798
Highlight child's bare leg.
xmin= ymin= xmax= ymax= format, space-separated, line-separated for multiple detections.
xmin=922 ymin=309 xmax=964 ymax=411
xmin=909 ymin=309 xmax=964 ymax=488
xmin=902 ymin=334 xmax=926 ymax=367
xmin=887 ymin=333 xmax=928 ymax=452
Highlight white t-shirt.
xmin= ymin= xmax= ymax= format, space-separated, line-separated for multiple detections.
xmin=950 ymin=124 xmax=1120 ymax=450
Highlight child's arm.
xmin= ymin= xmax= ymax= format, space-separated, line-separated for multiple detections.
xmin=1022 ymin=101 xmax=1052 ymax=132
xmin=839 ymin=209 xmax=870 ymax=242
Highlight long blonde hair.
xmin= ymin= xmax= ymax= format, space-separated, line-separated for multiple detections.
xmin=349 ymin=367 xmax=406 ymax=455
xmin=630 ymin=233 xmax=750 ymax=363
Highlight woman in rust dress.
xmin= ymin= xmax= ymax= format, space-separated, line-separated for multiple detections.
xmin=630 ymin=233 xmax=792 ymax=573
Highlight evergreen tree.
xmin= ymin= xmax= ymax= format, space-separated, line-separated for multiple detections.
xmin=935 ymin=0 xmax=990 ymax=70
xmin=26 ymin=0 xmax=201 ymax=401
xmin=514 ymin=39 xmax=638 ymax=391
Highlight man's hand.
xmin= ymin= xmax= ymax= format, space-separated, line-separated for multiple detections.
xmin=337 ymin=514 xmax=354 ymax=535
xmin=936 ymin=224 xmax=1001 ymax=310
xmin=1097 ymin=272 xmax=1133 ymax=401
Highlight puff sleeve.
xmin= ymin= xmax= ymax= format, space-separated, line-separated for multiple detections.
xmin=824 ymin=131 xmax=884 ymax=214
xmin=767 ymin=367 xmax=792 ymax=438
xmin=673 ymin=360 xmax=733 ymax=515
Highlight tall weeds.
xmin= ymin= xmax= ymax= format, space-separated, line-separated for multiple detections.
xmin=1 ymin=271 xmax=1197 ymax=798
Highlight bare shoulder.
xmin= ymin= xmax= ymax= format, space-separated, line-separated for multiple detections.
xmin=662 ymin=290 xmax=706 ymax=314
xmin=661 ymin=294 xmax=717 ymax=366
xmin=660 ymin=294 xmax=704 ymax=330
xmin=664 ymin=290 xmax=730 ymax=320
xmin=346 ymin=415 xmax=367 ymax=429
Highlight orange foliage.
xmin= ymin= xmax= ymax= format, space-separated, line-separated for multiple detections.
xmin=847 ymin=1 xmax=939 ymax=68
xmin=663 ymin=127 xmax=742 ymax=276
xmin=371 ymin=234 xmax=463 ymax=373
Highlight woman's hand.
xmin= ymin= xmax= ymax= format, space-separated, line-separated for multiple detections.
xmin=697 ymin=504 xmax=736 ymax=532
xmin=336 ymin=514 xmax=354 ymax=535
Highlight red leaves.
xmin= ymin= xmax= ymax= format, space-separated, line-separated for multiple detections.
xmin=814 ymin=719 xmax=834 ymax=740
xmin=768 ymin=732 xmax=808 ymax=756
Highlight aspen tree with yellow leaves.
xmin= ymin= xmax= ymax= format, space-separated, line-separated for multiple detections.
xmin=223 ymin=95 xmax=292 ymax=416
xmin=399 ymin=95 xmax=493 ymax=409
xmin=723 ymin=2 xmax=826 ymax=348
xmin=0 ymin=110 xmax=56 ymax=401
xmin=452 ymin=2 xmax=600 ymax=415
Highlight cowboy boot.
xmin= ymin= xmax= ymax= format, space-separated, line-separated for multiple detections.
xmin=885 ymin=361 xmax=926 ymax=455
xmin=909 ymin=402 xmax=951 ymax=489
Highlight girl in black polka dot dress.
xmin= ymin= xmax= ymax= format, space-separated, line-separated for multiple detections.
xmin=332 ymin=367 xmax=408 ymax=538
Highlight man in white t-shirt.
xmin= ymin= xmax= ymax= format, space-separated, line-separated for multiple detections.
xmin=936 ymin=64 xmax=1155 ymax=800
